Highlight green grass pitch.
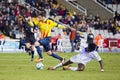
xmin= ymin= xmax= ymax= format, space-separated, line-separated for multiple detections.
xmin=0 ymin=52 xmax=120 ymax=80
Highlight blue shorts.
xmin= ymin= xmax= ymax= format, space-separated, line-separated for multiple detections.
xmin=39 ymin=37 xmax=51 ymax=51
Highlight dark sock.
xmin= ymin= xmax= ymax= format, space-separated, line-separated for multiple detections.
xmin=36 ymin=46 xmax=43 ymax=59
xmin=25 ymin=48 xmax=31 ymax=55
xmin=31 ymin=51 xmax=34 ymax=60
xmin=50 ymin=53 xmax=63 ymax=61
xmin=25 ymin=48 xmax=30 ymax=52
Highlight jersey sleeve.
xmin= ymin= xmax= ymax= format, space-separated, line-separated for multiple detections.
xmin=48 ymin=19 xmax=66 ymax=29
xmin=49 ymin=20 xmax=57 ymax=28
xmin=33 ymin=19 xmax=39 ymax=26
xmin=28 ymin=21 xmax=34 ymax=27
xmin=57 ymin=24 xmax=66 ymax=29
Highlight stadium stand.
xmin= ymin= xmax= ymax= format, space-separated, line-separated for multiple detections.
xmin=96 ymin=0 xmax=120 ymax=13
xmin=0 ymin=0 xmax=120 ymax=52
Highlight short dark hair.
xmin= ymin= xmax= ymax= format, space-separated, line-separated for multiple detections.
xmin=88 ymin=43 xmax=97 ymax=52
xmin=40 ymin=12 xmax=46 ymax=17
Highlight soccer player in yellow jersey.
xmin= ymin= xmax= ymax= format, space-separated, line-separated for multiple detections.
xmin=35 ymin=13 xmax=66 ymax=63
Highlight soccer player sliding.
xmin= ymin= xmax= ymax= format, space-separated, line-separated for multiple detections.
xmin=48 ymin=43 xmax=104 ymax=72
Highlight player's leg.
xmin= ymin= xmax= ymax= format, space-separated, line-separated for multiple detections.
xmin=25 ymin=42 xmax=31 ymax=55
xmin=62 ymin=63 xmax=85 ymax=71
xmin=47 ymin=50 xmax=65 ymax=62
xmin=30 ymin=45 xmax=35 ymax=61
xmin=25 ymin=37 xmax=32 ymax=55
xmin=35 ymin=46 xmax=43 ymax=58
xmin=34 ymin=41 xmax=43 ymax=62
xmin=29 ymin=38 xmax=39 ymax=61
xmin=62 ymin=54 xmax=85 ymax=71
xmin=40 ymin=37 xmax=65 ymax=63
xmin=77 ymin=63 xmax=85 ymax=71
xmin=48 ymin=60 xmax=73 ymax=70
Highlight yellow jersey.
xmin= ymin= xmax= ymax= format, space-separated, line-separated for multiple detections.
xmin=35 ymin=19 xmax=65 ymax=38
xmin=28 ymin=17 xmax=39 ymax=26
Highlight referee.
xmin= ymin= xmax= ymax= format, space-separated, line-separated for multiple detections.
xmin=23 ymin=16 xmax=43 ymax=61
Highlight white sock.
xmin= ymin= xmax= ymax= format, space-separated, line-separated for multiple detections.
xmin=69 ymin=67 xmax=78 ymax=71
xmin=53 ymin=63 xmax=63 ymax=69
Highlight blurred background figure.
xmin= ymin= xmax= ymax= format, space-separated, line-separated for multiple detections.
xmin=87 ymin=30 xmax=94 ymax=44
xmin=51 ymin=36 xmax=58 ymax=52
xmin=95 ymin=33 xmax=104 ymax=52
xmin=69 ymin=28 xmax=76 ymax=52
xmin=57 ymin=33 xmax=63 ymax=52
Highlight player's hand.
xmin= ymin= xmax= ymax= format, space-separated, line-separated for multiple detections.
xmin=66 ymin=25 xmax=70 ymax=28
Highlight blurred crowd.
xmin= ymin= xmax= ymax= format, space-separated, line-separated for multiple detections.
xmin=0 ymin=0 xmax=120 ymax=40
xmin=100 ymin=0 xmax=120 ymax=4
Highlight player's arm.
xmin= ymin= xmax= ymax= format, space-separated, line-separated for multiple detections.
xmin=57 ymin=24 xmax=66 ymax=29
xmin=52 ymin=21 xmax=66 ymax=29
xmin=28 ymin=18 xmax=39 ymax=33
xmin=48 ymin=18 xmax=66 ymax=29
xmin=99 ymin=60 xmax=104 ymax=72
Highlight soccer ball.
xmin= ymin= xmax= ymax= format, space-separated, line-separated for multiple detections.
xmin=36 ymin=62 xmax=44 ymax=70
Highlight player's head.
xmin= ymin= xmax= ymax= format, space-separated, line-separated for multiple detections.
xmin=38 ymin=12 xmax=46 ymax=21
xmin=88 ymin=43 xmax=97 ymax=52
xmin=40 ymin=12 xmax=46 ymax=17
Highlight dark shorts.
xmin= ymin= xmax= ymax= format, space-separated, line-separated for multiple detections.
xmin=25 ymin=35 xmax=36 ymax=45
xmin=39 ymin=37 xmax=51 ymax=52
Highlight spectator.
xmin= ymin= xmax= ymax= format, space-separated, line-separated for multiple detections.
xmin=94 ymin=33 xmax=103 ymax=51
xmin=87 ymin=30 xmax=94 ymax=44
xmin=109 ymin=23 xmax=117 ymax=35
xmin=94 ymin=21 xmax=101 ymax=30
xmin=0 ymin=20 xmax=3 ymax=33
xmin=49 ymin=5 xmax=58 ymax=16
xmin=65 ymin=26 xmax=71 ymax=36
xmin=74 ymin=32 xmax=82 ymax=52
xmin=57 ymin=33 xmax=63 ymax=52
xmin=4 ymin=20 xmax=11 ymax=36
xmin=51 ymin=36 xmax=58 ymax=51
xmin=69 ymin=28 xmax=76 ymax=52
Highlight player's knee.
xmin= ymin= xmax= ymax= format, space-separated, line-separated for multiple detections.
xmin=47 ymin=51 xmax=52 ymax=56
xmin=77 ymin=63 xmax=85 ymax=71
xmin=77 ymin=67 xmax=85 ymax=71
xmin=35 ymin=42 xmax=40 ymax=46
xmin=31 ymin=46 xmax=35 ymax=51
xmin=26 ymin=44 xmax=31 ymax=49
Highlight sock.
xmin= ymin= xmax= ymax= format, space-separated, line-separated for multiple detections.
xmin=69 ymin=67 xmax=78 ymax=71
xmin=53 ymin=63 xmax=63 ymax=69
xmin=31 ymin=51 xmax=34 ymax=59
xmin=25 ymin=48 xmax=31 ymax=55
xmin=36 ymin=46 xmax=43 ymax=59
xmin=25 ymin=48 xmax=31 ymax=52
xmin=50 ymin=53 xmax=63 ymax=61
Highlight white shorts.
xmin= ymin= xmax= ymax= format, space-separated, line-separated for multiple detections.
xmin=70 ymin=54 xmax=84 ymax=64
xmin=70 ymin=51 xmax=101 ymax=66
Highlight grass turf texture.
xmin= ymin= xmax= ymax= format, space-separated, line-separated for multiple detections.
xmin=0 ymin=52 xmax=120 ymax=80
